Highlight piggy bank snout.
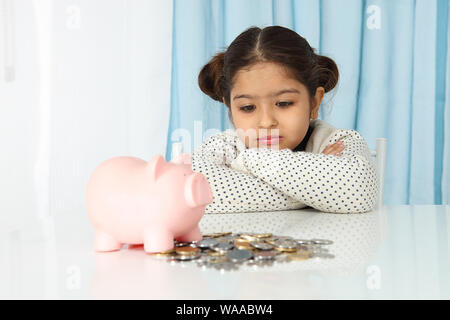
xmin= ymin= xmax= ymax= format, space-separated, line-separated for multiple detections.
xmin=185 ymin=172 xmax=213 ymax=208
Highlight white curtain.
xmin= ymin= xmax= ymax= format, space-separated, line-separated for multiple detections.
xmin=0 ymin=0 xmax=173 ymax=233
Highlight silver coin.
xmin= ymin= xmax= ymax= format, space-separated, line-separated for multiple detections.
xmin=174 ymin=241 xmax=191 ymax=247
xmin=274 ymin=239 xmax=298 ymax=249
xmin=226 ymin=249 xmax=253 ymax=263
xmin=211 ymin=242 xmax=234 ymax=253
xmin=250 ymin=241 xmax=274 ymax=251
xmin=197 ymin=238 xmax=219 ymax=249
xmin=295 ymin=239 xmax=313 ymax=245
xmin=311 ymin=239 xmax=334 ymax=245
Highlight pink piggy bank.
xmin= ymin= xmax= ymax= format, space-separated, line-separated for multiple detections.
xmin=85 ymin=154 xmax=213 ymax=253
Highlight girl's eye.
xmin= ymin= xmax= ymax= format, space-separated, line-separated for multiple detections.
xmin=277 ymin=101 xmax=293 ymax=107
xmin=240 ymin=105 xmax=255 ymax=112
xmin=239 ymin=102 xmax=293 ymax=113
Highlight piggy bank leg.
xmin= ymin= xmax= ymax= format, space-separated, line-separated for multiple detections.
xmin=143 ymin=228 xmax=174 ymax=253
xmin=94 ymin=230 xmax=122 ymax=252
xmin=176 ymin=225 xmax=203 ymax=243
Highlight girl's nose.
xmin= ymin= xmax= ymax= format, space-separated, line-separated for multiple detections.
xmin=258 ymin=108 xmax=278 ymax=128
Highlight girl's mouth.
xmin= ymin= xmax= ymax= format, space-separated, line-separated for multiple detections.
xmin=257 ymin=136 xmax=283 ymax=145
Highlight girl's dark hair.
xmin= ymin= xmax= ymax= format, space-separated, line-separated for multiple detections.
xmin=198 ymin=25 xmax=339 ymax=116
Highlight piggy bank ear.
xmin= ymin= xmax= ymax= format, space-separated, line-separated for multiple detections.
xmin=147 ymin=155 xmax=167 ymax=181
xmin=185 ymin=173 xmax=213 ymax=208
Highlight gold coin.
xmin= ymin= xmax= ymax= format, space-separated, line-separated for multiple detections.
xmin=150 ymin=248 xmax=175 ymax=255
xmin=217 ymin=232 xmax=232 ymax=236
xmin=175 ymin=246 xmax=199 ymax=255
xmin=207 ymin=250 xmax=225 ymax=256
xmin=233 ymin=239 xmax=254 ymax=250
xmin=202 ymin=233 xmax=223 ymax=238
xmin=274 ymin=246 xmax=297 ymax=253
xmin=240 ymin=234 xmax=260 ymax=241
xmin=234 ymin=238 xmax=250 ymax=245
xmin=253 ymin=233 xmax=272 ymax=239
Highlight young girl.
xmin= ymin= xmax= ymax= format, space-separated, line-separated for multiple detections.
xmin=191 ymin=25 xmax=379 ymax=214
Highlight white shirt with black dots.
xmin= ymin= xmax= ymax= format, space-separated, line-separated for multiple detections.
xmin=190 ymin=119 xmax=379 ymax=214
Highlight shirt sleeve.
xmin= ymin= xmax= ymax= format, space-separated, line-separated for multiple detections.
xmin=190 ymin=133 xmax=305 ymax=214
xmin=236 ymin=129 xmax=379 ymax=214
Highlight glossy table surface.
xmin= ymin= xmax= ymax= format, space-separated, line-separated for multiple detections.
xmin=1 ymin=205 xmax=449 ymax=299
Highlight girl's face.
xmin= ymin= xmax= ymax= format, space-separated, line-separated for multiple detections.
xmin=226 ymin=62 xmax=324 ymax=150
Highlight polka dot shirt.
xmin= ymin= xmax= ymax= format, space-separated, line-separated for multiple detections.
xmin=191 ymin=119 xmax=379 ymax=214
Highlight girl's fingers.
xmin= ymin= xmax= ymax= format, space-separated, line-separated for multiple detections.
xmin=322 ymin=142 xmax=345 ymax=155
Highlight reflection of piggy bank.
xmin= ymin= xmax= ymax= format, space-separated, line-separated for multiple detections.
xmin=85 ymin=154 xmax=213 ymax=253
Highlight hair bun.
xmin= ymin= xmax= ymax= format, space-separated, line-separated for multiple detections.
xmin=198 ymin=52 xmax=226 ymax=102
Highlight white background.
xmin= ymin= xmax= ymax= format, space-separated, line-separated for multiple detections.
xmin=0 ymin=0 xmax=173 ymax=227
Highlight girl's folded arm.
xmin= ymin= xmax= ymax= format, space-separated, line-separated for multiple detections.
xmin=190 ymin=134 xmax=303 ymax=213
xmin=238 ymin=129 xmax=379 ymax=214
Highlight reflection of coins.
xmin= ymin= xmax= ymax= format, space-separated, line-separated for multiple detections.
xmin=175 ymin=246 xmax=199 ymax=255
xmin=311 ymin=252 xmax=335 ymax=259
xmin=209 ymin=256 xmax=228 ymax=264
xmin=213 ymin=262 xmax=239 ymax=271
xmin=174 ymin=253 xmax=201 ymax=261
xmin=297 ymin=244 xmax=309 ymax=251
xmin=247 ymin=260 xmax=275 ymax=267
xmin=286 ymin=251 xmax=311 ymax=261
xmin=254 ymin=250 xmax=277 ymax=260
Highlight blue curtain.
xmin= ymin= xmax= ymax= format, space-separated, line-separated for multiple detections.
xmin=166 ymin=0 xmax=450 ymax=206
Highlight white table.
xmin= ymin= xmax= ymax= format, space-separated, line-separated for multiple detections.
xmin=1 ymin=205 xmax=449 ymax=299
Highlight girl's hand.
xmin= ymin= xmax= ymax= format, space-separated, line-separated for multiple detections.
xmin=322 ymin=141 xmax=345 ymax=156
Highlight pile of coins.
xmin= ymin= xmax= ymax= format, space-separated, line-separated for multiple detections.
xmin=148 ymin=232 xmax=334 ymax=271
